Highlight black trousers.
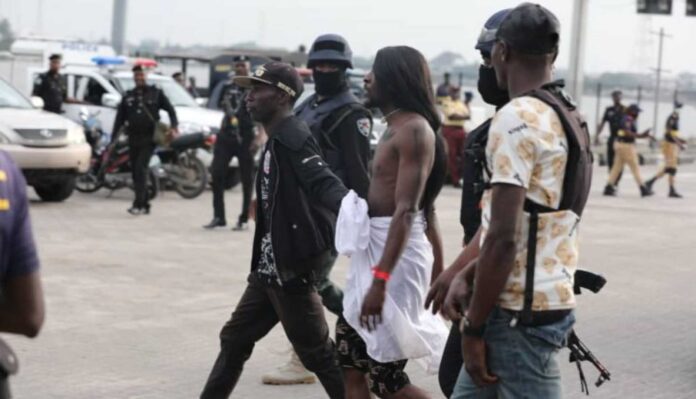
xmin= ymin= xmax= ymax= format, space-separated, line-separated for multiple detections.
xmin=129 ymin=142 xmax=154 ymax=209
xmin=438 ymin=323 xmax=462 ymax=397
xmin=607 ymin=137 xmax=622 ymax=184
xmin=210 ymin=133 xmax=255 ymax=223
xmin=200 ymin=274 xmax=345 ymax=399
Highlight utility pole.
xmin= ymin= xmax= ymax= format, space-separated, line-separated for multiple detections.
xmin=650 ymin=28 xmax=671 ymax=140
xmin=37 ymin=0 xmax=43 ymax=35
xmin=567 ymin=0 xmax=589 ymax=109
xmin=111 ymin=0 xmax=128 ymax=55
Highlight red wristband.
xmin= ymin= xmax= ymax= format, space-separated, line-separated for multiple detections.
xmin=372 ymin=267 xmax=390 ymax=282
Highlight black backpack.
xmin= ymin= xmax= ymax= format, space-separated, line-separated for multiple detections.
xmin=520 ymin=82 xmax=594 ymax=324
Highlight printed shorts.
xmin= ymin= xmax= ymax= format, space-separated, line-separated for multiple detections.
xmin=336 ymin=315 xmax=410 ymax=396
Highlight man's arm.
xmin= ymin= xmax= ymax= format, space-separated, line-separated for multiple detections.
xmin=289 ymin=139 xmax=348 ymax=214
xmin=111 ymin=98 xmax=127 ymax=142
xmin=424 ymin=207 xmax=444 ymax=283
xmin=158 ymin=90 xmax=179 ymax=129
xmin=465 ymin=184 xmax=525 ymax=328
xmin=31 ymin=75 xmax=42 ymax=97
xmin=337 ymin=111 xmax=371 ymax=198
xmin=0 ymin=273 xmax=44 ymax=337
xmin=426 ymin=227 xmax=482 ymax=317
xmin=0 ymin=157 xmax=44 ymax=337
xmin=595 ymin=108 xmax=609 ymax=140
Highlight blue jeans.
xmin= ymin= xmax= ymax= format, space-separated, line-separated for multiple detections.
xmin=451 ymin=307 xmax=575 ymax=399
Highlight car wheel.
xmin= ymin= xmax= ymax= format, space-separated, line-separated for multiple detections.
xmin=34 ymin=177 xmax=76 ymax=202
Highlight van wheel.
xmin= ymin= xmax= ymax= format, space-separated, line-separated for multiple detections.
xmin=34 ymin=177 xmax=76 ymax=202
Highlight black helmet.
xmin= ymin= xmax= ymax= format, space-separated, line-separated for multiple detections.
xmin=307 ymin=34 xmax=353 ymax=69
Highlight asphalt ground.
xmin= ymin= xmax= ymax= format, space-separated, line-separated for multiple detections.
xmin=4 ymin=163 xmax=696 ymax=398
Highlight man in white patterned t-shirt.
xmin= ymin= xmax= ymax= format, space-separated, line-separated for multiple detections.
xmin=448 ymin=4 xmax=582 ymax=399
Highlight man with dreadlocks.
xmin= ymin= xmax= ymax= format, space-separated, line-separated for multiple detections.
xmin=335 ymin=46 xmax=448 ymax=399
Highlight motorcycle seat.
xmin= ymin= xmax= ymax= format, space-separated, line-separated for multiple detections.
xmin=170 ymin=133 xmax=206 ymax=150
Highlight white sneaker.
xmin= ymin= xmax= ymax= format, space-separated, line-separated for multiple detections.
xmin=261 ymin=350 xmax=317 ymax=385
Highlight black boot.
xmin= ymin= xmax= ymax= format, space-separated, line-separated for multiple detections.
xmin=640 ymin=184 xmax=654 ymax=197
xmin=644 ymin=177 xmax=656 ymax=192
xmin=603 ymin=184 xmax=616 ymax=196
xmin=203 ymin=218 xmax=227 ymax=229
xmin=669 ymin=186 xmax=683 ymax=198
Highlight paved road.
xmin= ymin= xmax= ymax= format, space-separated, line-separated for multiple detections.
xmin=4 ymin=164 xmax=696 ymax=398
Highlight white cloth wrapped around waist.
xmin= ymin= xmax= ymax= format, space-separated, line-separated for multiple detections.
xmin=336 ymin=198 xmax=448 ymax=373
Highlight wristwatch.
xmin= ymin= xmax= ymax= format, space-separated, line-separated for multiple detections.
xmin=459 ymin=315 xmax=486 ymax=337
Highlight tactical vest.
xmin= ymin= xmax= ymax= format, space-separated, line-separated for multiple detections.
xmin=519 ymin=82 xmax=593 ymax=324
xmin=295 ymin=90 xmax=369 ymax=183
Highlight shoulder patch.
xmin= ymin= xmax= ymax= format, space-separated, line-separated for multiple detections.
xmin=356 ymin=118 xmax=371 ymax=137
xmin=34 ymin=76 xmax=43 ymax=85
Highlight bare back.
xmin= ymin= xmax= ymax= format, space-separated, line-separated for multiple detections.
xmin=367 ymin=112 xmax=436 ymax=217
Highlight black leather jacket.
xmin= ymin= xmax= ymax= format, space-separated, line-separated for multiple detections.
xmin=251 ymin=116 xmax=348 ymax=283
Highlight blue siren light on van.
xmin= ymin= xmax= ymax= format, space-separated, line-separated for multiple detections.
xmin=91 ymin=56 xmax=126 ymax=66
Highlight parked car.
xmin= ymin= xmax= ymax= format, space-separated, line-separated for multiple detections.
xmin=0 ymin=78 xmax=90 ymax=201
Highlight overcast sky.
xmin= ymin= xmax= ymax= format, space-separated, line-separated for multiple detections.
xmin=1 ymin=0 xmax=695 ymax=75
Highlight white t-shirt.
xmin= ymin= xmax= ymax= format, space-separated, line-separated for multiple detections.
xmin=480 ymin=96 xmax=580 ymax=311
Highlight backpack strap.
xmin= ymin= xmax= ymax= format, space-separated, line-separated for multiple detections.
xmin=518 ymin=83 xmax=593 ymax=324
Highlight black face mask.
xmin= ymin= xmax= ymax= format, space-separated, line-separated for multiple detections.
xmin=313 ymin=70 xmax=347 ymax=97
xmin=478 ymin=65 xmax=509 ymax=107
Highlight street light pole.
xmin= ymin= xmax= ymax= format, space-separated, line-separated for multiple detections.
xmin=651 ymin=27 xmax=671 ymax=140
xmin=111 ymin=0 xmax=128 ymax=55
xmin=567 ymin=0 xmax=589 ymax=109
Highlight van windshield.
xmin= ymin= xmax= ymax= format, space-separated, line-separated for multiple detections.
xmin=0 ymin=79 xmax=33 ymax=109
xmin=116 ymin=77 xmax=198 ymax=107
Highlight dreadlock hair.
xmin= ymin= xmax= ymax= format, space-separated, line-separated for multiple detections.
xmin=372 ymin=46 xmax=447 ymax=220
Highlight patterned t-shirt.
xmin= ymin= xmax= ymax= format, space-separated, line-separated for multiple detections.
xmin=480 ymin=96 xmax=580 ymax=312
xmin=255 ymin=146 xmax=281 ymax=286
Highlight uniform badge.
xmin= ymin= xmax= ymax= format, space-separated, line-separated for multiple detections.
xmin=357 ymin=118 xmax=371 ymax=137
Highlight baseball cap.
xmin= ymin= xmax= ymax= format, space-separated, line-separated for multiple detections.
xmin=234 ymin=62 xmax=304 ymax=100
xmin=627 ymin=104 xmax=642 ymax=114
xmin=475 ymin=9 xmax=512 ymax=54
xmin=233 ymin=55 xmax=250 ymax=64
xmin=496 ymin=3 xmax=560 ymax=55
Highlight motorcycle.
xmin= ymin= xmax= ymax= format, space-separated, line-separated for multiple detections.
xmin=153 ymin=133 xmax=212 ymax=199
xmin=75 ymin=109 xmax=159 ymax=198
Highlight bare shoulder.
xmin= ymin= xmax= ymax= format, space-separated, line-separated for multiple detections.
xmin=394 ymin=113 xmax=435 ymax=150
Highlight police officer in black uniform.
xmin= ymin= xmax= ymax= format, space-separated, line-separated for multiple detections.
xmin=595 ymin=90 xmax=626 ymax=182
xmin=204 ymin=56 xmax=260 ymax=230
xmin=32 ymin=54 xmax=70 ymax=114
xmin=112 ymin=65 xmax=179 ymax=215
xmin=261 ymin=33 xmax=372 ymax=385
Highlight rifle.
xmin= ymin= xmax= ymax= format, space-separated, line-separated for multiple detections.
xmin=569 ymin=269 xmax=611 ymax=395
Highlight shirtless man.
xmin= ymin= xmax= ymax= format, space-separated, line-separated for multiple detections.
xmin=337 ymin=46 xmax=448 ymax=399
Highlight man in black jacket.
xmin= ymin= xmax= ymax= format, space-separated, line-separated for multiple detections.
xmin=200 ymin=62 xmax=348 ymax=399
xmin=112 ymin=65 xmax=178 ymax=215
xmin=264 ymin=33 xmax=372 ymax=386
